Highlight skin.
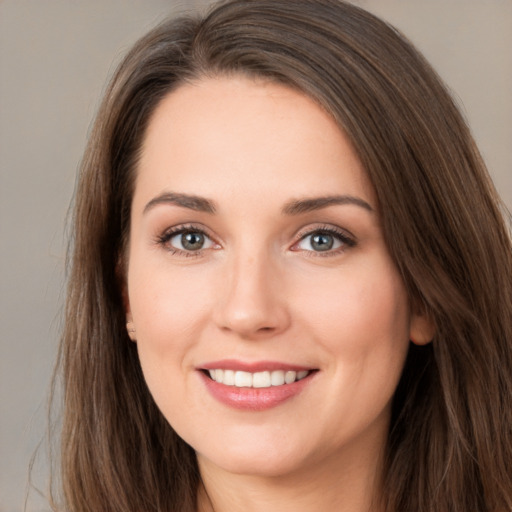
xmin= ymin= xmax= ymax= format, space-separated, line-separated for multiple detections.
xmin=125 ymin=76 xmax=433 ymax=512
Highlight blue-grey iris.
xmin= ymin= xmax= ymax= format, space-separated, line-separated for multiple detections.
xmin=182 ymin=232 xmax=205 ymax=250
xmin=311 ymin=233 xmax=334 ymax=251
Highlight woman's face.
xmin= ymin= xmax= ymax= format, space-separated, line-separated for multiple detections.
xmin=126 ymin=77 xmax=431 ymax=478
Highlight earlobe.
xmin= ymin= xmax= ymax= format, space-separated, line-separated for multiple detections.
xmin=126 ymin=319 xmax=137 ymax=342
xmin=123 ymin=294 xmax=137 ymax=342
xmin=410 ymin=313 xmax=436 ymax=346
xmin=121 ymin=289 xmax=137 ymax=342
xmin=116 ymin=258 xmax=136 ymax=342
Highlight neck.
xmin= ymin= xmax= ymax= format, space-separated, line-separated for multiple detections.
xmin=196 ymin=440 xmax=386 ymax=512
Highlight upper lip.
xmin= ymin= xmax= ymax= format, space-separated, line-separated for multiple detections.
xmin=199 ymin=359 xmax=315 ymax=373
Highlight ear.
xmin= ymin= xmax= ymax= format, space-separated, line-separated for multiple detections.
xmin=124 ymin=297 xmax=137 ymax=343
xmin=126 ymin=317 xmax=137 ymax=342
xmin=409 ymin=312 xmax=436 ymax=346
xmin=116 ymin=255 xmax=137 ymax=342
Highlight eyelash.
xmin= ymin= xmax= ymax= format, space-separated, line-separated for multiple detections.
xmin=155 ymin=224 xmax=356 ymax=257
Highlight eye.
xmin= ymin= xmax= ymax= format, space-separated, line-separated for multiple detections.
xmin=157 ymin=225 xmax=218 ymax=255
xmin=169 ymin=230 xmax=215 ymax=251
xmin=297 ymin=232 xmax=341 ymax=252
xmin=293 ymin=227 xmax=355 ymax=254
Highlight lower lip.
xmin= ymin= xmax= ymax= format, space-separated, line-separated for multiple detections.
xmin=199 ymin=371 xmax=315 ymax=411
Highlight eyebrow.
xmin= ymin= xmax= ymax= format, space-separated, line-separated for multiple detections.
xmin=282 ymin=195 xmax=374 ymax=215
xmin=143 ymin=192 xmax=217 ymax=214
xmin=143 ymin=191 xmax=373 ymax=216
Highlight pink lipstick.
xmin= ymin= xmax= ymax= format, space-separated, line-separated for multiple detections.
xmin=198 ymin=359 xmax=317 ymax=411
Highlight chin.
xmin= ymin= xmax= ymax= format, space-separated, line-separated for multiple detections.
xmin=200 ymin=452 xmax=305 ymax=479
xmin=195 ymin=431 xmax=317 ymax=479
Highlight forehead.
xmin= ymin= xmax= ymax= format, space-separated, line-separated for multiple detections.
xmin=135 ymin=76 xmax=375 ymax=211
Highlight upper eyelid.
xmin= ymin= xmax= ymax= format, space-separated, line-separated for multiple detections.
xmin=294 ymin=224 xmax=355 ymax=241
xmin=159 ymin=223 xmax=214 ymax=239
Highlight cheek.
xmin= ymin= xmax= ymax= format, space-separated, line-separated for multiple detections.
xmin=129 ymin=254 xmax=212 ymax=335
xmin=290 ymin=260 xmax=411 ymax=440
xmin=293 ymin=257 xmax=411 ymax=396
xmin=296 ymin=257 xmax=410 ymax=346
xmin=127 ymin=255 xmax=216 ymax=390
xmin=128 ymin=264 xmax=216 ymax=434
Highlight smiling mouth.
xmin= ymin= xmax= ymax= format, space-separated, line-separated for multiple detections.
xmin=203 ymin=369 xmax=313 ymax=388
xmin=200 ymin=364 xmax=318 ymax=410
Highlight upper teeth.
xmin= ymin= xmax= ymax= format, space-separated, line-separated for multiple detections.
xmin=207 ymin=369 xmax=309 ymax=388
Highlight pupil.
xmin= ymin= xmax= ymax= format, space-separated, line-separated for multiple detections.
xmin=182 ymin=232 xmax=204 ymax=250
xmin=311 ymin=233 xmax=333 ymax=251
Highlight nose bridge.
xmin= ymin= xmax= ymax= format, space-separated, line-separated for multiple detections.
xmin=214 ymin=240 xmax=289 ymax=337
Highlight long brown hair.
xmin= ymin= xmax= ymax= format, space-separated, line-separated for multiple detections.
xmin=52 ymin=1 xmax=512 ymax=510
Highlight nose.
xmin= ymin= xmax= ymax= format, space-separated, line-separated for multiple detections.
xmin=213 ymin=249 xmax=291 ymax=339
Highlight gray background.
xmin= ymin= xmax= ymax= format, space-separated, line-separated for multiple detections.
xmin=1 ymin=1 xmax=510 ymax=511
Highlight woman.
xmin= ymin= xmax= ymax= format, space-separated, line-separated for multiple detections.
xmin=52 ymin=0 xmax=512 ymax=511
